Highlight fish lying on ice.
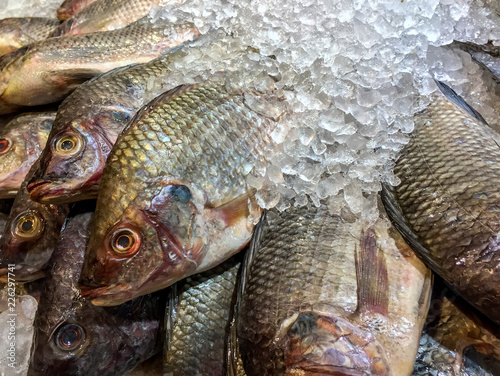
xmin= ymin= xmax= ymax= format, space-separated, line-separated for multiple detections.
xmin=0 ymin=111 xmax=55 ymax=198
xmin=381 ymin=80 xmax=500 ymax=325
xmin=80 ymin=79 xmax=285 ymax=306
xmin=0 ymin=19 xmax=200 ymax=114
xmin=233 ymin=201 xmax=432 ymax=376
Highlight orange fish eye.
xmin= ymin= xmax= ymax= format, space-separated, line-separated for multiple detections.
xmin=0 ymin=138 xmax=11 ymax=154
xmin=54 ymin=133 xmax=82 ymax=156
xmin=13 ymin=212 xmax=44 ymax=240
xmin=110 ymin=228 xmax=141 ymax=257
xmin=55 ymin=323 xmax=85 ymax=351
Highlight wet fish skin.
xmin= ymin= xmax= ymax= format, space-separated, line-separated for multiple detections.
xmin=28 ymin=209 xmax=165 ymax=376
xmin=164 ymin=254 xmax=241 ymax=376
xmin=0 ymin=112 xmax=55 ymax=199
xmin=80 ymin=80 xmax=282 ymax=306
xmin=381 ymin=81 xmax=500 ymax=325
xmin=27 ymin=56 xmax=176 ymax=205
xmin=52 ymin=0 xmax=167 ymax=36
xmin=412 ymin=280 xmax=500 ymax=376
xmin=57 ymin=0 xmax=100 ymax=21
xmin=0 ymin=20 xmax=200 ymax=114
xmin=235 ymin=203 xmax=431 ymax=376
xmin=0 ymin=161 xmax=69 ymax=282
xmin=0 ymin=17 xmax=60 ymax=56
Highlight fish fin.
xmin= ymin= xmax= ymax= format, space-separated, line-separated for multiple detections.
xmin=164 ymin=283 xmax=179 ymax=353
xmin=226 ymin=259 xmax=245 ymax=376
xmin=381 ymin=184 xmax=444 ymax=274
xmin=355 ymin=226 xmax=389 ymax=316
xmin=46 ymin=69 xmax=101 ymax=90
xmin=417 ymin=268 xmax=433 ymax=328
xmin=209 ymin=192 xmax=256 ymax=228
xmin=227 ymin=212 xmax=267 ymax=375
xmin=434 ymin=80 xmax=489 ymax=126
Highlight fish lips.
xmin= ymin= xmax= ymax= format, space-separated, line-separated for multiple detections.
xmin=27 ymin=179 xmax=94 ymax=204
xmin=0 ymin=265 xmax=45 ymax=283
xmin=79 ymin=283 xmax=137 ymax=307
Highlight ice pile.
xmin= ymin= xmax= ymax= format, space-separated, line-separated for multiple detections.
xmin=1 ymin=0 xmax=61 ymax=18
xmin=145 ymin=0 xmax=500 ymax=222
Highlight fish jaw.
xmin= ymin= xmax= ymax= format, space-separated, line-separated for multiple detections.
xmin=283 ymin=312 xmax=390 ymax=376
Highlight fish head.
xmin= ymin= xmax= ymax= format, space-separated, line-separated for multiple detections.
xmin=0 ymin=114 xmax=53 ymax=198
xmin=0 ymin=18 xmax=28 ymax=55
xmin=0 ymin=46 xmax=28 ymax=114
xmin=29 ymin=297 xmax=162 ymax=376
xmin=281 ymin=311 xmax=390 ymax=376
xmin=0 ymin=200 xmax=68 ymax=282
xmin=28 ymin=108 xmax=132 ymax=204
xmin=80 ymin=183 xmax=207 ymax=306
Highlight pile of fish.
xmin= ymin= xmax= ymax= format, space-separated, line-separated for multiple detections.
xmin=0 ymin=0 xmax=499 ymax=375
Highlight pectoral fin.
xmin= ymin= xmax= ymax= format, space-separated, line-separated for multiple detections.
xmin=46 ymin=68 xmax=101 ymax=90
xmin=355 ymin=227 xmax=389 ymax=316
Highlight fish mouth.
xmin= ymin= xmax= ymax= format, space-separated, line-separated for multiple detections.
xmin=79 ymin=283 xmax=135 ymax=307
xmin=27 ymin=179 xmax=71 ymax=204
xmin=0 ymin=267 xmax=45 ymax=283
xmin=0 ymin=188 xmax=18 ymax=199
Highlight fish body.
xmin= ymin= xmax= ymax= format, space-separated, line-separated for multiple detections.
xmin=0 ymin=111 xmax=55 ymax=198
xmin=27 ymin=56 xmax=178 ymax=205
xmin=0 ymin=161 xmax=70 ymax=282
xmin=381 ymin=81 xmax=500 ymax=324
xmin=80 ymin=80 xmax=283 ymax=306
xmin=52 ymin=0 xmax=167 ymax=36
xmin=0 ymin=20 xmax=200 ymax=114
xmin=164 ymin=255 xmax=241 ymax=376
xmin=28 ymin=209 xmax=165 ymax=376
xmin=57 ymin=0 xmax=100 ymax=21
xmin=0 ymin=17 xmax=60 ymax=56
xmin=235 ymin=203 xmax=431 ymax=376
xmin=413 ymin=280 xmax=500 ymax=376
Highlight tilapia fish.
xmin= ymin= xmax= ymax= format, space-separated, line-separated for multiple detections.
xmin=413 ymin=280 xmax=500 ymax=376
xmin=29 ymin=210 xmax=165 ymax=376
xmin=52 ymin=0 xmax=169 ymax=36
xmin=0 ymin=111 xmax=55 ymax=199
xmin=27 ymin=57 xmax=178 ymax=204
xmin=80 ymin=80 xmax=284 ymax=306
xmin=0 ymin=161 xmax=69 ymax=282
xmin=57 ymin=0 xmax=100 ymax=21
xmin=381 ymin=80 xmax=500 ymax=325
xmin=0 ymin=19 xmax=200 ymax=114
xmin=0 ymin=17 xmax=60 ymax=56
xmin=164 ymin=254 xmax=241 ymax=376
xmin=234 ymin=202 xmax=432 ymax=376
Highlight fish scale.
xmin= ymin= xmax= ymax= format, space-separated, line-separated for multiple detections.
xmin=385 ymin=84 xmax=500 ymax=324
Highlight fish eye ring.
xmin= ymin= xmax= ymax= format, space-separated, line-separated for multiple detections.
xmin=53 ymin=133 xmax=83 ymax=156
xmin=110 ymin=228 xmax=141 ymax=257
xmin=13 ymin=212 xmax=44 ymax=240
xmin=0 ymin=138 xmax=11 ymax=155
xmin=54 ymin=323 xmax=85 ymax=351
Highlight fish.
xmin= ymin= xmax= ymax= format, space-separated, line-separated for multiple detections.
xmin=80 ymin=79 xmax=284 ymax=306
xmin=0 ymin=111 xmax=55 ymax=199
xmin=28 ymin=209 xmax=165 ymax=376
xmin=0 ymin=160 xmax=70 ymax=282
xmin=233 ymin=201 xmax=432 ymax=376
xmin=0 ymin=19 xmax=200 ymax=114
xmin=0 ymin=17 xmax=60 ymax=56
xmin=57 ymin=0 xmax=100 ymax=21
xmin=164 ymin=254 xmax=241 ymax=376
xmin=52 ymin=0 xmax=171 ymax=37
xmin=381 ymin=80 xmax=500 ymax=325
xmin=27 ymin=32 xmax=253 ymax=205
xmin=412 ymin=279 xmax=500 ymax=376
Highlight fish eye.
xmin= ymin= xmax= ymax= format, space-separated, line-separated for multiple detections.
xmin=110 ymin=228 xmax=141 ymax=257
xmin=13 ymin=212 xmax=44 ymax=239
xmin=168 ymin=185 xmax=192 ymax=204
xmin=0 ymin=138 xmax=11 ymax=154
xmin=54 ymin=133 xmax=82 ymax=156
xmin=55 ymin=323 xmax=85 ymax=351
